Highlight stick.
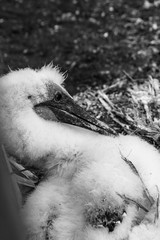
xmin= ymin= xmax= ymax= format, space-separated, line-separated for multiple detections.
xmin=120 ymin=151 xmax=154 ymax=206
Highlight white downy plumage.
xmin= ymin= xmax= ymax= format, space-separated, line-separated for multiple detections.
xmin=0 ymin=66 xmax=160 ymax=240
xmin=24 ymin=136 xmax=160 ymax=240
xmin=129 ymin=198 xmax=160 ymax=240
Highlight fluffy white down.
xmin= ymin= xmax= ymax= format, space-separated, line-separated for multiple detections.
xmin=0 ymin=65 xmax=68 ymax=163
xmin=24 ymin=135 xmax=160 ymax=240
xmin=129 ymin=222 xmax=160 ymax=240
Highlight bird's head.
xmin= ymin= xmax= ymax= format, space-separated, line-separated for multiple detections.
xmin=0 ymin=65 xmax=110 ymax=162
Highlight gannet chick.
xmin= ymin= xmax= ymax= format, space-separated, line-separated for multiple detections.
xmin=1 ymin=67 xmax=160 ymax=239
xmin=0 ymin=65 xmax=110 ymax=170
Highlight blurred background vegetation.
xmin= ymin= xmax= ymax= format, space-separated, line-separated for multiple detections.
xmin=1 ymin=0 xmax=160 ymax=95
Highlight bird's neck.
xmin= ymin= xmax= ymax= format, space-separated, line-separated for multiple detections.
xmin=42 ymin=122 xmax=97 ymax=176
xmin=16 ymin=112 xmax=99 ymax=171
xmin=43 ymin=121 xmax=99 ymax=169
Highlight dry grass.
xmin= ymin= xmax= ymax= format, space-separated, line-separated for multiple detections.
xmin=75 ymin=73 xmax=160 ymax=148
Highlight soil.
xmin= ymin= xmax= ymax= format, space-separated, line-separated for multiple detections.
xmin=1 ymin=0 xmax=160 ymax=95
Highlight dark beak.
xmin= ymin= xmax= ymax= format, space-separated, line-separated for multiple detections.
xmin=36 ymin=89 xmax=115 ymax=136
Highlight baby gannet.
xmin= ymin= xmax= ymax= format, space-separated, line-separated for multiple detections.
xmin=0 ymin=66 xmax=160 ymax=240
xmin=0 ymin=65 xmax=111 ymax=169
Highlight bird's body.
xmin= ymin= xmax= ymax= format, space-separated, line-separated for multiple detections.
xmin=23 ymin=134 xmax=160 ymax=240
xmin=0 ymin=66 xmax=160 ymax=240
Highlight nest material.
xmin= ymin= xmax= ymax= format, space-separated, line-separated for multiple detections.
xmin=84 ymin=205 xmax=125 ymax=232
xmin=74 ymin=74 xmax=160 ymax=147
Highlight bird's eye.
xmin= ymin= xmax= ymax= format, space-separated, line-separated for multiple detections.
xmin=54 ymin=92 xmax=62 ymax=102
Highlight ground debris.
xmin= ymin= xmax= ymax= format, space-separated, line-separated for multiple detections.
xmin=75 ymin=74 xmax=160 ymax=147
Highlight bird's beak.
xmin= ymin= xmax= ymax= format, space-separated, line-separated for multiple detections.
xmin=35 ymin=83 xmax=115 ymax=135
xmin=50 ymin=99 xmax=115 ymax=135
xmin=35 ymin=87 xmax=115 ymax=135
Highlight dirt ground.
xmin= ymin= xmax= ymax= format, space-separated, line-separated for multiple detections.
xmin=1 ymin=0 xmax=160 ymax=95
